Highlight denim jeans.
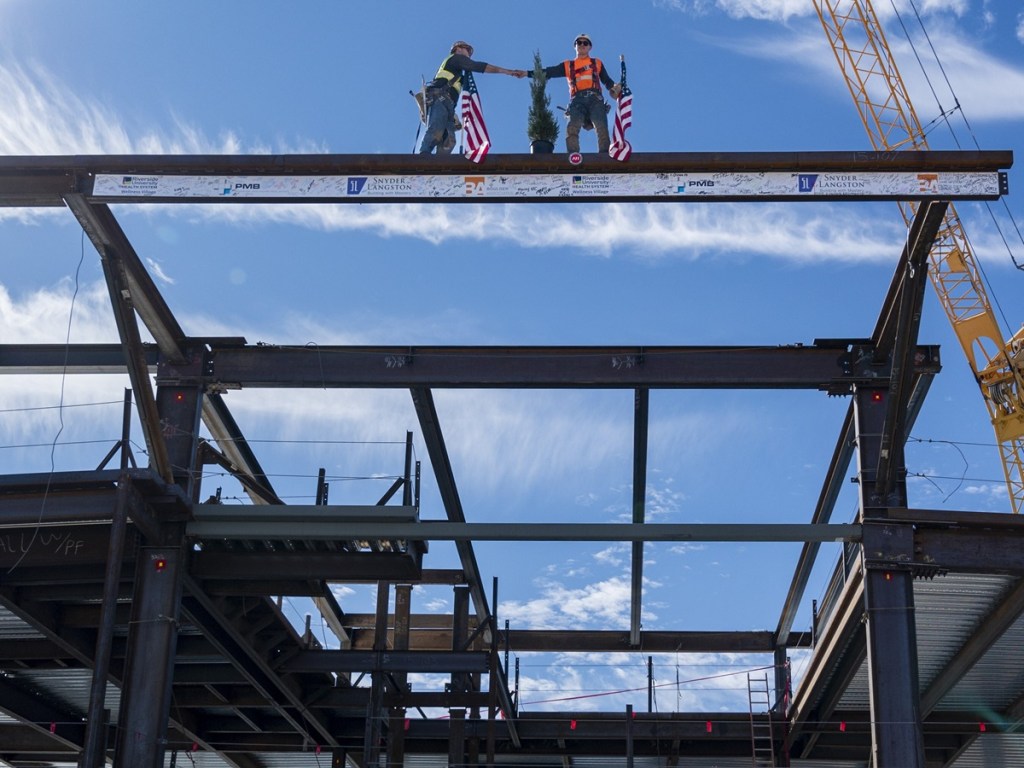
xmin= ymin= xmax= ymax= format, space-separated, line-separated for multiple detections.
xmin=418 ymin=90 xmax=457 ymax=154
xmin=565 ymin=91 xmax=610 ymax=153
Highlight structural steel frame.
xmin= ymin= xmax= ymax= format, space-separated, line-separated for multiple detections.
xmin=0 ymin=151 xmax=1021 ymax=768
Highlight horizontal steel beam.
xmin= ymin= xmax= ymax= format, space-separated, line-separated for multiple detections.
xmin=193 ymin=504 xmax=418 ymax=523
xmin=0 ymin=343 xmax=158 ymax=374
xmin=278 ymin=649 xmax=489 ymax=673
xmin=861 ymin=512 xmax=1024 ymax=573
xmin=190 ymin=550 xmax=423 ymax=582
xmin=88 ymin=170 xmax=1006 ymax=204
xmin=0 ymin=492 xmax=120 ymax=526
xmin=0 ymin=151 xmax=1011 ymax=206
xmin=911 ymin=527 xmax=1024 ymax=573
xmin=342 ymin=626 xmax=814 ymax=652
xmin=186 ymin=517 xmax=861 ymax=543
xmin=1 ymin=150 xmax=1011 ymax=174
xmin=2 ymin=342 xmax=942 ymax=390
xmin=0 ymin=524 xmax=134 ymax=568
xmin=403 ymin=711 xmax=758 ymax=741
xmin=503 ymin=628 xmax=813 ymax=652
xmin=162 ymin=343 xmax=940 ymax=390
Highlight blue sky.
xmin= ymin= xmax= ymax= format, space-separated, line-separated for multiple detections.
xmin=2 ymin=0 xmax=1024 ymax=714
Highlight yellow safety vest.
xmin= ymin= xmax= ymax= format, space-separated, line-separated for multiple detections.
xmin=433 ymin=54 xmax=463 ymax=96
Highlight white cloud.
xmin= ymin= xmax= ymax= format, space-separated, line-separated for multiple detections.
xmin=329 ymin=584 xmax=356 ymax=601
xmin=144 ymin=258 xmax=175 ymax=285
xmin=187 ymin=199 xmax=905 ymax=264
xmin=0 ymin=59 xmax=911 ymax=266
xmin=0 ymin=279 xmax=114 ymax=343
xmin=0 ymin=60 xmax=286 ymax=156
xmin=655 ymin=0 xmax=968 ymax=22
xmin=898 ymin=32 xmax=1024 ymax=122
xmin=501 ymin=576 xmax=635 ymax=628
xmin=0 ymin=279 xmax=135 ymax=469
xmin=594 ymin=544 xmax=628 ymax=567
xmin=0 ymin=280 xmax=743 ymax=505
xmin=0 ymin=62 xmax=130 ymax=155
xmin=669 ymin=6 xmax=1024 ymax=125
xmin=515 ymin=649 xmax=778 ymax=712
xmin=712 ymin=0 xmax=814 ymax=22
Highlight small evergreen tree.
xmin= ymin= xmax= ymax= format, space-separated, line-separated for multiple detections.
xmin=527 ymin=50 xmax=559 ymax=144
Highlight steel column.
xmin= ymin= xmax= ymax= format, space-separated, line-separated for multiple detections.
xmin=387 ymin=584 xmax=412 ymax=768
xmin=630 ymin=389 xmax=649 ymax=647
xmin=449 ymin=708 xmax=466 ymax=768
xmin=114 ymin=545 xmax=186 ymax=767
xmin=452 ymin=586 xmax=471 ymax=695
xmin=155 ymin=373 xmax=205 ymax=500
xmin=855 ymin=386 xmax=925 ymax=768
xmin=364 ymin=582 xmax=390 ymax=767
xmin=387 ymin=708 xmax=407 ymax=768
xmin=80 ymin=476 xmax=131 ymax=768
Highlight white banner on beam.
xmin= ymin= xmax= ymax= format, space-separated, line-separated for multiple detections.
xmin=91 ymin=171 xmax=1004 ymax=201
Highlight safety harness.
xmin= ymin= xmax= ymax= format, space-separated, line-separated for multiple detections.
xmin=429 ymin=54 xmax=464 ymax=100
xmin=563 ymin=56 xmax=604 ymax=98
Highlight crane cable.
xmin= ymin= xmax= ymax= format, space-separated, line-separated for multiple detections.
xmin=889 ymin=0 xmax=1024 ymax=282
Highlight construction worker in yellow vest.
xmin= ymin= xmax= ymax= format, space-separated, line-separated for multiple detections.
xmin=418 ymin=41 xmax=527 ymax=154
xmin=527 ymin=34 xmax=622 ymax=154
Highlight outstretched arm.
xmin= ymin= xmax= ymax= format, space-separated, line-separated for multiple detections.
xmin=526 ymin=63 xmax=566 ymax=80
xmin=484 ymin=63 xmax=527 ymax=78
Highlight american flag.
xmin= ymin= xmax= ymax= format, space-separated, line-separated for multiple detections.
xmin=609 ymin=57 xmax=633 ymax=162
xmin=461 ymin=71 xmax=491 ymax=164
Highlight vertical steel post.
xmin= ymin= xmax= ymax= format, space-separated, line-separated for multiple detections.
xmin=81 ymin=477 xmax=131 ymax=767
xmin=630 ymin=389 xmax=649 ymax=647
xmin=647 ymin=656 xmax=653 ymax=713
xmin=155 ymin=381 xmax=204 ymax=501
xmin=487 ymin=578 xmax=499 ymax=764
xmin=626 ymin=704 xmax=634 ymax=768
xmin=449 ymin=708 xmax=466 ymax=768
xmin=364 ymin=581 xmax=390 ymax=766
xmin=387 ymin=707 xmax=407 ymax=768
xmin=403 ymin=431 xmax=413 ymax=506
xmin=316 ymin=467 xmax=328 ymax=505
xmin=388 ymin=584 xmax=411 ymax=768
xmin=114 ymin=376 xmax=196 ymax=766
xmin=113 ymin=545 xmax=185 ymax=767
xmin=504 ymin=619 xmax=510 ymax=687
xmin=514 ymin=657 xmax=520 ymax=716
xmin=854 ymin=385 xmax=925 ymax=768
xmin=120 ymin=388 xmax=133 ymax=470
xmin=451 ymin=586 xmax=470 ymax=694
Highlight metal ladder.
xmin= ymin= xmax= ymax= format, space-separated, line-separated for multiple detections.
xmin=747 ymin=672 xmax=776 ymax=768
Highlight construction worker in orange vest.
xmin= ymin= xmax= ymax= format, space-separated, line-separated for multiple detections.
xmin=527 ymin=33 xmax=622 ymax=154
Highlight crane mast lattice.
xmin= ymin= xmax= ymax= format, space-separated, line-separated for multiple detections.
xmin=815 ymin=0 xmax=1024 ymax=513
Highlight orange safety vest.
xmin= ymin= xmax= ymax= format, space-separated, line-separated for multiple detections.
xmin=563 ymin=56 xmax=604 ymax=97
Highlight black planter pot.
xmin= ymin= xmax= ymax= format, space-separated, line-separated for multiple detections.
xmin=530 ymin=139 xmax=555 ymax=154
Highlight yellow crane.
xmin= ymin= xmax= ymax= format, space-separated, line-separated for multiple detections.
xmin=814 ymin=0 xmax=1024 ymax=513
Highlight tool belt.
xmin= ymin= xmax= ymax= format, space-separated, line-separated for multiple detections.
xmin=567 ymin=90 xmax=610 ymax=130
xmin=425 ymin=81 xmax=457 ymax=103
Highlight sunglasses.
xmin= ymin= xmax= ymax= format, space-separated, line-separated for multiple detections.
xmin=575 ymin=40 xmax=591 ymax=46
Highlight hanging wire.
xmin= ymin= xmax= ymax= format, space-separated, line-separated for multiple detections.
xmin=0 ymin=398 xmax=125 ymax=414
xmin=7 ymin=231 xmax=86 ymax=574
xmin=890 ymin=0 xmax=1024 ymax=273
